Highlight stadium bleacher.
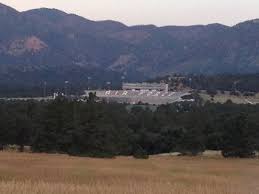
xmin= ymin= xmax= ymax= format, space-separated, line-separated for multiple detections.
xmin=84 ymin=82 xmax=193 ymax=105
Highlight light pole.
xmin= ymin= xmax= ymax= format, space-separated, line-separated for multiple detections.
xmin=106 ymin=81 xmax=111 ymax=90
xmin=65 ymin=81 xmax=69 ymax=96
xmin=121 ymin=76 xmax=125 ymax=89
xmin=43 ymin=81 xmax=47 ymax=98
xmin=87 ymin=76 xmax=92 ymax=90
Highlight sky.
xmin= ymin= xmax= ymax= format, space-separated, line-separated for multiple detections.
xmin=1 ymin=0 xmax=259 ymax=26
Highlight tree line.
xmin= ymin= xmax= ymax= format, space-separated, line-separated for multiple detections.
xmin=183 ymin=74 xmax=259 ymax=94
xmin=0 ymin=96 xmax=258 ymax=158
xmin=151 ymin=74 xmax=259 ymax=94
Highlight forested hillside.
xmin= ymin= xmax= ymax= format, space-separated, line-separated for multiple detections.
xmin=2 ymin=3 xmax=259 ymax=92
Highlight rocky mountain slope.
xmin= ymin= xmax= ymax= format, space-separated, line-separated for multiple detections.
xmin=1 ymin=3 xmax=259 ymax=89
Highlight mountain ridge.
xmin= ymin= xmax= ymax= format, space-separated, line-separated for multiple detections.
xmin=1 ymin=3 xmax=259 ymax=90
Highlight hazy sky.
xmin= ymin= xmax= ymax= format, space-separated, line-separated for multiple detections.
xmin=1 ymin=0 xmax=259 ymax=26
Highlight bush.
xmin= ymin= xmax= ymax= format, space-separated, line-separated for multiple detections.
xmin=230 ymin=91 xmax=240 ymax=96
xmin=222 ymin=149 xmax=255 ymax=158
xmin=176 ymin=127 xmax=205 ymax=156
xmin=133 ymin=148 xmax=149 ymax=159
xmin=243 ymin=92 xmax=256 ymax=97
xmin=206 ymin=89 xmax=217 ymax=97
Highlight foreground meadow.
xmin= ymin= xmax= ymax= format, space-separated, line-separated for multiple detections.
xmin=0 ymin=152 xmax=258 ymax=194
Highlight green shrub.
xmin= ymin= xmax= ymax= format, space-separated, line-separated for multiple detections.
xmin=133 ymin=148 xmax=149 ymax=159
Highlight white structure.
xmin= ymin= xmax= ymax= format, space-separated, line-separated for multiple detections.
xmin=84 ymin=90 xmax=191 ymax=105
xmin=122 ymin=82 xmax=169 ymax=92
xmin=84 ymin=82 xmax=193 ymax=105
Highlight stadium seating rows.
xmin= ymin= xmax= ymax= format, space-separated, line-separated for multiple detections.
xmin=84 ymin=90 xmax=192 ymax=105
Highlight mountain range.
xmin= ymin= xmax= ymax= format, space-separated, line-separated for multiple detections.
xmin=1 ymin=3 xmax=259 ymax=90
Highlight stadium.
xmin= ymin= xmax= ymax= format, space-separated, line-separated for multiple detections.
xmin=84 ymin=83 xmax=193 ymax=105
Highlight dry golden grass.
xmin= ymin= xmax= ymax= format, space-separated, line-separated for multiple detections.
xmin=0 ymin=152 xmax=258 ymax=194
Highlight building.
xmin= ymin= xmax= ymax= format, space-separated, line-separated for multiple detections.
xmin=84 ymin=82 xmax=193 ymax=105
xmin=122 ymin=83 xmax=169 ymax=92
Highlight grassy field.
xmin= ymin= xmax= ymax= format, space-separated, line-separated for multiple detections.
xmin=0 ymin=152 xmax=258 ymax=194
